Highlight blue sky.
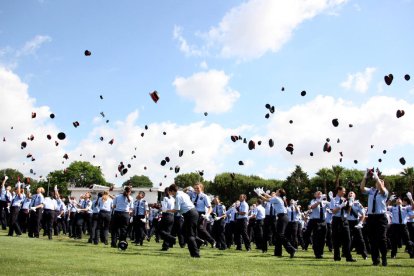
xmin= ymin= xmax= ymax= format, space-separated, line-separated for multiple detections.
xmin=1 ymin=0 xmax=414 ymax=186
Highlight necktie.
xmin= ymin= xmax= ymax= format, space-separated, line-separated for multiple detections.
xmin=291 ymin=207 xmax=294 ymax=221
xmin=270 ymin=204 xmax=274 ymax=216
xmin=136 ymin=201 xmax=140 ymax=215
xmin=31 ymin=195 xmax=37 ymax=207
xmin=371 ymin=190 xmax=379 ymax=214
xmin=339 ymin=199 xmax=344 ymax=217
xmin=194 ymin=194 xmax=199 ymax=206
xmin=398 ymin=206 xmax=402 ymax=224
xmin=319 ymin=202 xmax=323 ymax=220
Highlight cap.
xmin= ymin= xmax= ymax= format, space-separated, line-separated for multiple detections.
xmin=179 ymin=150 xmax=184 ymax=157
xmin=396 ymin=110 xmax=405 ymax=118
xmin=354 ymin=160 xmax=358 ymax=164
xmin=238 ymin=161 xmax=244 ymax=165
xmin=55 ymin=141 xmax=59 ymax=146
xmin=399 ymin=157 xmax=406 ymax=165
xmin=248 ymin=140 xmax=255 ymax=150
xmin=165 ymin=157 xmax=170 ymax=162
xmin=378 ymin=158 xmax=382 ymax=162
xmin=289 ymin=120 xmax=293 ymax=124
xmin=265 ymin=113 xmax=270 ymax=119
xmin=384 ymin=74 xmax=393 ymax=85
xmin=63 ymin=154 xmax=69 ymax=160
xmin=100 ymin=95 xmax=103 ymax=99
xmin=231 ymin=135 xmax=238 ymax=142
xmin=383 ymin=150 xmax=387 ymax=154
xmin=349 ymin=124 xmax=353 ymax=128
xmin=332 ymin=118 xmax=339 ymax=127
xmin=50 ymin=113 xmax=55 ymax=119
xmin=109 ymin=139 xmax=114 ymax=145
xmin=73 ymin=121 xmax=80 ymax=128
xmin=175 ymin=166 xmax=180 ymax=173
xmin=310 ymin=152 xmax=313 ymax=156
xmin=100 ymin=137 xmax=104 ymax=141
xmin=21 ymin=141 xmax=27 ymax=149
xmin=150 ymin=90 xmax=159 ymax=103
xmin=84 ymin=50 xmax=91 ymax=56
xmin=31 ymin=112 xmax=36 ymax=119
xmin=286 ymin=143 xmax=294 ymax=154
xmin=269 ymin=139 xmax=274 ymax=148
xmin=160 ymin=160 xmax=166 ymax=166
xmin=300 ymin=90 xmax=306 ymax=96
xmin=281 ymin=87 xmax=285 ymax=91
xmin=145 ymin=125 xmax=148 ymax=130
xmin=405 ymin=74 xmax=411 ymax=81
xmin=204 ymin=112 xmax=208 ymax=116
xmin=323 ymin=142 xmax=331 ymax=153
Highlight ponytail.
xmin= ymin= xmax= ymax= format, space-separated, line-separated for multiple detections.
xmin=123 ymin=187 xmax=131 ymax=203
xmin=278 ymin=189 xmax=288 ymax=207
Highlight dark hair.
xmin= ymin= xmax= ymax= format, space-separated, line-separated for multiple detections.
xmin=257 ymin=199 xmax=263 ymax=205
xmin=278 ymin=189 xmax=287 ymax=207
xmin=139 ymin=191 xmax=145 ymax=196
xmin=336 ymin=186 xmax=345 ymax=193
xmin=169 ymin=184 xmax=178 ymax=193
xmin=164 ymin=187 xmax=170 ymax=194
xmin=123 ymin=187 xmax=131 ymax=202
xmin=95 ymin=192 xmax=103 ymax=207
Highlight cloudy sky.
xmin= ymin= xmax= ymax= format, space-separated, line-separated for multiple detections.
xmin=1 ymin=0 xmax=413 ymax=187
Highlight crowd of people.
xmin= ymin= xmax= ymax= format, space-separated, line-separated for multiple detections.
xmin=1 ymin=169 xmax=414 ymax=266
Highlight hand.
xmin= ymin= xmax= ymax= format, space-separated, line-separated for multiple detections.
xmin=389 ymin=195 xmax=396 ymax=201
xmin=253 ymin=188 xmax=261 ymax=196
xmin=372 ymin=171 xmax=379 ymax=181
xmin=54 ymin=185 xmax=58 ymax=191
xmin=214 ymin=216 xmax=220 ymax=221
xmin=4 ymin=175 xmax=8 ymax=181
xmin=355 ymin=222 xmax=363 ymax=229
xmin=339 ymin=200 xmax=347 ymax=208
xmin=57 ymin=215 xmax=61 ymax=219
xmin=406 ymin=192 xmax=413 ymax=201
xmin=140 ymin=218 xmax=147 ymax=223
xmin=201 ymin=214 xmax=208 ymax=220
xmin=30 ymin=207 xmax=36 ymax=212
xmin=26 ymin=185 xmax=31 ymax=191
xmin=328 ymin=191 xmax=334 ymax=200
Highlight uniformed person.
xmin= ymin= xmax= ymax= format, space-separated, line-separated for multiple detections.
xmin=159 ymin=187 xmax=176 ymax=250
xmin=111 ymin=186 xmax=133 ymax=248
xmin=386 ymin=194 xmax=414 ymax=258
xmin=97 ymin=191 xmax=113 ymax=245
xmin=91 ymin=192 xmax=102 ymax=244
xmin=360 ymin=168 xmax=389 ymax=266
xmin=304 ymin=191 xmax=328 ymax=258
xmin=7 ymin=181 xmax=25 ymax=236
xmin=0 ymin=176 xmax=12 ymax=230
xmin=18 ymin=187 xmax=31 ymax=233
xmin=133 ymin=191 xmax=149 ymax=246
xmin=330 ymin=186 xmax=356 ymax=262
xmin=234 ymin=194 xmax=251 ymax=251
xmin=191 ymin=183 xmax=216 ymax=247
xmin=28 ymin=187 xmax=45 ymax=238
xmin=263 ymin=194 xmax=277 ymax=249
xmin=347 ymin=191 xmax=368 ymax=259
xmin=225 ymin=202 xmax=238 ymax=249
xmin=211 ymin=196 xmax=227 ymax=250
xmin=286 ymin=199 xmax=300 ymax=250
xmin=253 ymin=199 xmax=265 ymax=251
xmin=168 ymin=184 xmax=200 ymax=257
xmin=42 ymin=189 xmax=58 ymax=240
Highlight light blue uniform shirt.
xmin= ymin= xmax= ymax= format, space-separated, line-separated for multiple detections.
xmin=408 ymin=209 xmax=414 ymax=223
xmin=309 ymin=199 xmax=328 ymax=220
xmin=81 ymin=199 xmax=93 ymax=214
xmin=225 ymin=207 xmax=236 ymax=222
xmin=213 ymin=204 xmax=226 ymax=217
xmin=326 ymin=209 xmax=333 ymax=224
xmin=174 ymin=191 xmax=195 ymax=214
xmin=10 ymin=193 xmax=25 ymax=207
xmin=30 ymin=193 xmax=44 ymax=207
xmin=98 ymin=198 xmax=113 ymax=212
xmin=43 ymin=197 xmax=58 ymax=210
xmin=388 ymin=205 xmax=412 ymax=224
xmin=191 ymin=192 xmax=211 ymax=213
xmin=161 ymin=196 xmax=175 ymax=212
xmin=92 ymin=199 xmax=100 ymax=214
xmin=269 ymin=196 xmax=287 ymax=214
xmin=21 ymin=197 xmax=31 ymax=210
xmin=362 ymin=187 xmax=388 ymax=215
xmin=149 ymin=208 xmax=159 ymax=221
xmin=287 ymin=206 xmax=299 ymax=222
xmin=255 ymin=205 xmax=266 ymax=220
xmin=113 ymin=194 xmax=133 ymax=212
xmin=348 ymin=202 xmax=365 ymax=221
xmin=330 ymin=196 xmax=348 ymax=218
xmin=237 ymin=201 xmax=249 ymax=219
xmin=134 ymin=199 xmax=148 ymax=216
xmin=0 ymin=188 xmax=11 ymax=202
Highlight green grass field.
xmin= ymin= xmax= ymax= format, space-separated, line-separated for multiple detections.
xmin=0 ymin=230 xmax=413 ymax=275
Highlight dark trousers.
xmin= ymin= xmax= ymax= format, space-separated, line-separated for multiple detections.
xmin=42 ymin=209 xmax=55 ymax=239
xmin=111 ymin=211 xmax=130 ymax=246
xmin=172 ymin=215 xmax=185 ymax=247
xmin=90 ymin=213 xmax=99 ymax=243
xmin=8 ymin=206 xmax=22 ymax=236
xmin=74 ymin=213 xmax=84 ymax=239
xmin=303 ymin=219 xmax=317 ymax=250
xmin=0 ymin=200 xmax=9 ymax=229
xmin=326 ymin=223 xmax=333 ymax=250
xmin=213 ymin=219 xmax=226 ymax=249
xmin=28 ymin=208 xmax=42 ymax=237
xmin=18 ymin=209 xmax=29 ymax=233
xmin=54 ymin=214 xmax=66 ymax=235
xmin=349 ymin=220 xmax=368 ymax=258
xmin=263 ymin=215 xmax=276 ymax=249
xmin=159 ymin=213 xmax=175 ymax=249
xmin=367 ymin=214 xmax=388 ymax=263
xmin=183 ymin=208 xmax=200 ymax=257
xmin=332 ymin=217 xmax=352 ymax=260
xmin=390 ymin=224 xmax=414 ymax=257
xmin=225 ymin=221 xmax=234 ymax=248
xmin=234 ymin=218 xmax=251 ymax=250
xmin=133 ymin=215 xmax=146 ymax=244
xmin=248 ymin=218 xmax=256 ymax=243
xmin=83 ymin=213 xmax=92 ymax=240
xmin=97 ymin=211 xmax=111 ymax=244
xmin=312 ymin=219 xmax=326 ymax=257
xmin=274 ymin=214 xmax=295 ymax=256
xmin=408 ymin=222 xmax=414 ymax=244
xmin=286 ymin=221 xmax=298 ymax=249
xmin=197 ymin=212 xmax=215 ymax=245
xmin=297 ymin=222 xmax=305 ymax=249
xmin=69 ymin=213 xmax=76 ymax=237
xmin=254 ymin=219 xmax=264 ymax=250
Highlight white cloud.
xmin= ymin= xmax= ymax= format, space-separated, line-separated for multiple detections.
xmin=262 ymin=94 xmax=414 ymax=175
xmin=173 ymin=69 xmax=240 ymax=113
xmin=199 ymin=61 xmax=208 ymax=69
xmin=172 ymin=25 xmax=204 ymax=57
xmin=16 ymin=35 xmax=52 ymax=57
xmin=174 ymin=0 xmax=348 ymax=60
xmin=340 ymin=67 xmax=377 ymax=93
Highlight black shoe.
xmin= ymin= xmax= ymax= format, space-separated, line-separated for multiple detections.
xmin=236 ymin=247 xmax=242 ymax=251
xmin=87 ymin=239 xmax=92 ymax=243
xmin=334 ymin=257 xmax=341 ymax=261
xmin=104 ymin=241 xmax=108 ymax=245
xmin=246 ymin=248 xmax=251 ymax=252
xmin=111 ymin=244 xmax=117 ymax=248
xmin=346 ymin=258 xmax=357 ymax=262
xmin=290 ymin=249 xmax=297 ymax=258
xmin=161 ymin=248 xmax=169 ymax=251
xmin=192 ymin=255 xmax=200 ymax=258
xmin=94 ymin=241 xmax=98 ymax=245
xmin=373 ymin=260 xmax=380 ymax=266
xmin=382 ymin=259 xmax=387 ymax=266
xmin=315 ymin=255 xmax=323 ymax=259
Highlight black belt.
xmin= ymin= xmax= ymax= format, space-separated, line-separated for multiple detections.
xmin=99 ymin=210 xmax=111 ymax=214
xmin=277 ymin=213 xmax=286 ymax=218
xmin=198 ymin=211 xmax=206 ymax=215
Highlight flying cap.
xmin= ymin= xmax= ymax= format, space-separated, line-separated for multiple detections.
xmin=384 ymin=74 xmax=393 ymax=85
xmin=248 ymin=140 xmax=255 ymax=150
xmin=396 ymin=110 xmax=405 ymax=118
xmin=404 ymin=74 xmax=411 ymax=81
xmin=399 ymin=157 xmax=406 ymax=165
xmin=150 ymin=91 xmax=159 ymax=103
xmin=179 ymin=150 xmax=184 ymax=157
xmin=286 ymin=143 xmax=294 ymax=154
xmin=84 ymin=50 xmax=91 ymax=56
xmin=269 ymin=139 xmax=274 ymax=148
xmin=332 ymin=118 xmax=339 ymax=127
xmin=300 ymin=90 xmax=306 ymax=96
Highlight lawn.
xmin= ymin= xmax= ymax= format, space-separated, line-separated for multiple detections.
xmin=0 ymin=229 xmax=413 ymax=276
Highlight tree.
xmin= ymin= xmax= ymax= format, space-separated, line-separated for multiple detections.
xmin=65 ymin=161 xmax=107 ymax=187
xmin=47 ymin=170 xmax=70 ymax=197
xmin=401 ymin=167 xmax=414 ymax=194
xmin=174 ymin=173 xmax=204 ymax=188
xmin=332 ymin=165 xmax=345 ymax=188
xmin=122 ymin=175 xmax=153 ymax=187
xmin=283 ymin=165 xmax=311 ymax=206
xmin=315 ymin=168 xmax=334 ymax=195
